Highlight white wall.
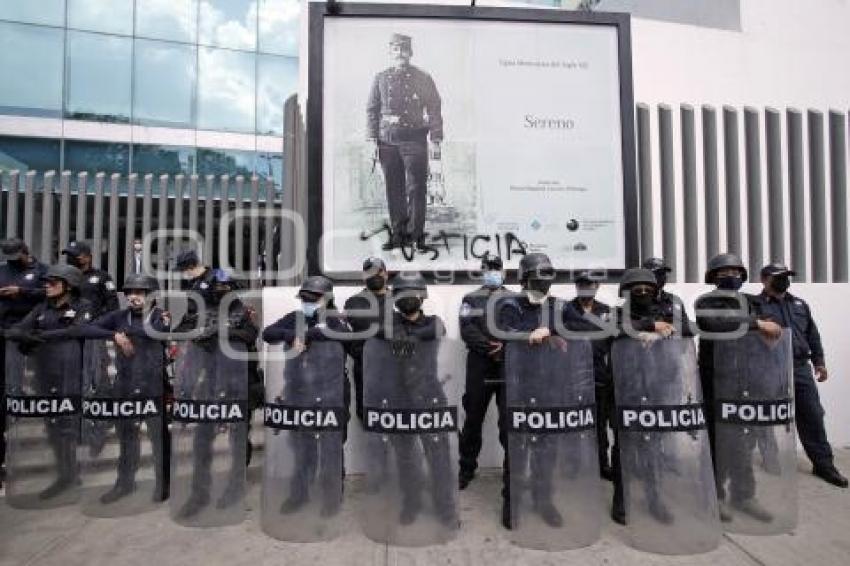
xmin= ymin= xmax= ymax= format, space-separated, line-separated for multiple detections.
xmin=264 ymin=282 xmax=850 ymax=473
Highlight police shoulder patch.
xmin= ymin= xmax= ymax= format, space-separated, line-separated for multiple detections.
xmin=460 ymin=302 xmax=472 ymax=317
xmin=200 ymin=282 xmax=209 ymax=289
xmin=105 ymin=281 xmax=116 ymax=291
xmin=89 ymin=276 xmax=99 ymax=284
xmin=24 ymin=273 xmax=34 ymax=280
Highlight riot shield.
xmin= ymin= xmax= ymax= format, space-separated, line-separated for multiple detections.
xmin=5 ymin=338 xmax=82 ymax=509
xmin=712 ymin=330 xmax=796 ymax=535
xmin=170 ymin=340 xmax=249 ymax=527
xmin=505 ymin=338 xmax=602 ymax=550
xmin=79 ymin=337 xmax=167 ymax=517
xmin=361 ymin=337 xmax=460 ymax=546
xmin=612 ymin=337 xmax=721 ymax=555
xmin=261 ymin=341 xmax=346 ymax=542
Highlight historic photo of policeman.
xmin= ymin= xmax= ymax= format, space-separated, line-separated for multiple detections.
xmin=323 ymin=21 xmax=479 ymax=272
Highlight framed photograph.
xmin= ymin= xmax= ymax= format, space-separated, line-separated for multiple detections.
xmin=308 ymin=3 xmax=638 ymax=281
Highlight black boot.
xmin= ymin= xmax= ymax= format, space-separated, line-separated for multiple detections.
xmin=814 ymin=465 xmax=849 ymax=488
xmin=216 ymin=477 xmax=245 ymax=509
xmin=280 ymin=491 xmax=309 ymax=514
xmin=501 ymin=499 xmax=513 ymax=530
xmin=399 ymin=498 xmax=421 ymax=526
xmin=177 ymin=490 xmax=210 ymax=519
xmin=100 ymin=480 xmax=136 ymax=504
xmin=39 ymin=475 xmax=75 ymax=500
xmin=458 ymin=468 xmax=475 ymax=490
xmin=535 ymin=501 xmax=564 ymax=528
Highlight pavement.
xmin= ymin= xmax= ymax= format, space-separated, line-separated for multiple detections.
xmin=2 ymin=449 xmax=849 ymax=566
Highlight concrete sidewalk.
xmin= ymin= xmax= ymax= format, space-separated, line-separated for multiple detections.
xmin=2 ymin=449 xmax=849 ymax=566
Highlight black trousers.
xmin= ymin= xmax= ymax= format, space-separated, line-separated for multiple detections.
xmin=458 ymin=352 xmax=506 ymax=476
xmin=595 ymin=381 xmax=614 ymax=467
xmin=189 ymin=424 xmax=244 ymax=497
xmin=115 ymin=416 xmax=169 ymax=490
xmin=794 ymin=362 xmax=834 ymax=469
xmin=378 ymin=141 xmax=428 ymax=242
xmin=1 ymin=338 xmax=6 ymax=472
xmin=287 ymin=431 xmax=342 ymax=509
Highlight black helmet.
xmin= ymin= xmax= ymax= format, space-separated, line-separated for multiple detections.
xmin=619 ymin=268 xmax=658 ymax=296
xmin=44 ymin=264 xmax=83 ymax=289
xmin=642 ymin=257 xmax=671 ymax=274
xmin=518 ymin=253 xmax=554 ymax=282
xmin=705 ymin=253 xmax=748 ymax=284
xmin=297 ymin=275 xmax=333 ymax=299
xmin=575 ymin=270 xmax=601 ymax=285
xmin=391 ymin=272 xmax=428 ymax=297
xmin=174 ymin=249 xmax=200 ymax=271
xmin=123 ymin=274 xmax=160 ymax=292
xmin=480 ymin=254 xmax=503 ymax=271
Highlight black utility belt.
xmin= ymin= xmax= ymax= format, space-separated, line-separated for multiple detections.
xmin=264 ymin=403 xmax=346 ymax=432
xmin=171 ymin=400 xmax=250 ymax=423
xmin=364 ymin=407 xmax=457 ymax=434
xmin=715 ymin=398 xmax=794 ymax=426
xmin=83 ymin=397 xmax=162 ymax=420
xmin=508 ymin=405 xmax=596 ymax=434
xmin=381 ymin=125 xmax=429 ymax=143
xmin=617 ymin=403 xmax=706 ymax=432
xmin=6 ymin=395 xmax=80 ymax=417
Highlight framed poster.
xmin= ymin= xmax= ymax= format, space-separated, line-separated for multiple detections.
xmin=308 ymin=3 xmax=638 ymax=281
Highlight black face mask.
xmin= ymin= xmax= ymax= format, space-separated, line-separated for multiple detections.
xmin=365 ymin=274 xmax=385 ymax=292
xmin=770 ymin=275 xmax=791 ymax=294
xmin=395 ymin=296 xmax=422 ymax=315
xmin=630 ymin=292 xmax=655 ymax=312
xmin=526 ymin=278 xmax=552 ymax=297
xmin=6 ymin=259 xmax=25 ymax=269
xmin=67 ymin=256 xmax=83 ymax=269
xmin=716 ymin=275 xmax=743 ymax=291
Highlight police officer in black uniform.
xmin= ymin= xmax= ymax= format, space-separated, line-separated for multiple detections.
xmin=757 ymin=263 xmax=847 ymax=488
xmin=458 ymin=255 xmax=509 ymax=490
xmin=0 ymin=238 xmax=48 ymax=484
xmin=76 ymin=274 xmax=171 ymax=503
xmin=367 ymin=33 xmax=443 ymax=250
xmin=563 ymin=270 xmax=614 ymax=481
xmin=643 ymin=257 xmax=687 ymax=322
xmin=6 ymin=264 xmax=94 ymax=499
xmin=263 ymin=276 xmax=351 ymax=516
xmin=61 ymin=241 xmax=119 ymax=320
xmin=344 ymin=257 xmax=391 ymax=422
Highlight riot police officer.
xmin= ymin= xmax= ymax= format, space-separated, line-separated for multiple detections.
xmin=642 ymin=257 xmax=687 ymax=320
xmin=757 ymin=263 xmax=847 ymax=488
xmin=263 ymin=276 xmax=351 ymax=516
xmin=563 ymin=270 xmax=614 ymax=481
xmin=6 ymin=264 xmax=93 ymax=500
xmin=0 ymin=238 xmax=47 ymax=485
xmin=61 ymin=241 xmax=119 ymax=320
xmin=695 ymin=253 xmax=783 ymax=521
xmin=458 ymin=255 xmax=509 ymax=490
xmin=344 ymin=257 xmax=391 ymax=422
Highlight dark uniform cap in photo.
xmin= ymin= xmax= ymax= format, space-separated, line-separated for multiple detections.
xmin=297 ymin=275 xmax=333 ymax=299
xmin=61 ymin=240 xmax=91 ymax=257
xmin=760 ymin=263 xmax=797 ymax=278
xmin=173 ymin=249 xmax=200 ymax=271
xmin=391 ymin=272 xmax=428 ymax=296
xmin=642 ymin=257 xmax=672 ymax=273
xmin=123 ymin=273 xmax=160 ymax=292
xmin=518 ymin=253 xmax=554 ymax=282
xmin=618 ymin=268 xmax=658 ymax=295
xmin=362 ymin=256 xmax=386 ymax=274
xmin=389 ymin=33 xmax=412 ymax=50
xmin=575 ymin=270 xmax=601 ymax=285
xmin=705 ymin=253 xmax=748 ymax=284
xmin=44 ymin=264 xmax=84 ymax=289
xmin=0 ymin=238 xmax=28 ymax=260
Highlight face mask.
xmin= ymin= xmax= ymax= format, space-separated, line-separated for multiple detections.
xmin=526 ymin=278 xmax=552 ymax=297
xmin=395 ymin=296 xmax=423 ymax=315
xmin=6 ymin=259 xmax=25 ymax=269
xmin=301 ymin=302 xmax=320 ymax=317
xmin=483 ymin=271 xmax=503 ymax=288
xmin=133 ymin=243 xmax=143 ymax=252
xmin=67 ymin=256 xmax=84 ymax=269
xmin=716 ymin=275 xmax=743 ymax=291
xmin=365 ymin=274 xmax=385 ymax=292
xmin=771 ymin=275 xmax=791 ymax=294
xmin=654 ymin=272 xmax=667 ymax=290
xmin=630 ymin=292 xmax=655 ymax=311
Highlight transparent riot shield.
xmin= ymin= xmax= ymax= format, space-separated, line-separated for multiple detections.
xmin=79 ymin=338 xmax=167 ymax=517
xmin=5 ymin=338 xmax=82 ymax=509
xmin=361 ymin=337 xmax=460 ymax=546
xmin=170 ymin=341 xmax=249 ymax=527
xmin=712 ymin=330 xmax=796 ymax=535
xmin=612 ymin=337 xmax=721 ymax=555
xmin=505 ymin=338 xmax=602 ymax=550
xmin=261 ymin=341 xmax=346 ymax=542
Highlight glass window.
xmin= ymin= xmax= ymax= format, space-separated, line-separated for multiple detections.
xmin=258 ymin=0 xmax=299 ymax=56
xmin=134 ymin=39 xmax=196 ymax=127
xmin=66 ymin=31 xmax=132 ymax=122
xmin=68 ymin=0 xmax=133 ymax=35
xmin=197 ymin=147 xmax=254 ymax=190
xmin=136 ymin=0 xmax=198 ymax=43
xmin=0 ymin=0 xmax=65 ymax=26
xmin=0 ymin=136 xmax=61 ymax=173
xmin=133 ymin=144 xmax=196 ymax=175
xmin=197 ymin=47 xmax=255 ymax=133
xmin=0 ymin=22 xmax=64 ymax=117
xmin=256 ymin=152 xmax=283 ymax=193
xmin=198 ymin=0 xmax=256 ymax=50
xmin=64 ymin=140 xmax=130 ymax=174
xmin=256 ymin=55 xmax=296 ymax=136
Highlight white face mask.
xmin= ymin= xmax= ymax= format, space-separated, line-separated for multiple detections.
xmin=133 ymin=243 xmax=143 ymax=252
xmin=483 ymin=271 xmax=503 ymax=287
xmin=301 ymin=301 xmax=320 ymax=317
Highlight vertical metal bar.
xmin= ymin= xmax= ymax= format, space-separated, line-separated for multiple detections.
xmin=636 ymin=104 xmax=654 ymax=260
xmin=658 ymin=105 xmax=677 ymax=281
xmin=40 ymin=171 xmax=56 ymax=262
xmin=124 ymin=174 xmax=138 ymax=276
xmin=234 ymin=175 xmax=245 ymax=276
xmin=787 ymin=109 xmax=807 ymax=280
xmin=22 ymin=171 xmax=36 ymax=246
xmin=702 ymin=105 xmax=720 ymax=261
xmin=92 ymin=173 xmax=106 ymax=268
xmin=6 ymin=170 xmax=19 ymax=238
xmin=158 ymin=175 xmax=169 ymax=275
xmin=681 ymin=105 xmax=698 ymax=282
xmin=829 ymin=110 xmax=848 ymax=282
xmin=218 ymin=175 xmax=230 ymax=268
xmin=765 ymin=108 xmax=785 ymax=264
xmin=808 ymin=110 xmax=828 ymax=282
xmin=265 ymin=179 xmax=277 ymax=286
xmin=188 ymin=174 xmax=199 ymax=239
xmin=173 ymin=174 xmax=185 ymax=237
xmin=107 ymin=174 xmax=121 ymax=280
xmin=249 ymin=176 xmax=260 ymax=288
xmin=203 ymin=175 xmax=215 ymax=265
xmin=744 ymin=107 xmax=763 ymax=277
xmin=58 ymin=172 xmax=72 ymax=255
xmin=724 ymin=107 xmax=742 ymax=257
xmin=141 ymin=174 xmax=154 ymax=260
xmin=75 ymin=172 xmax=88 ymax=242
